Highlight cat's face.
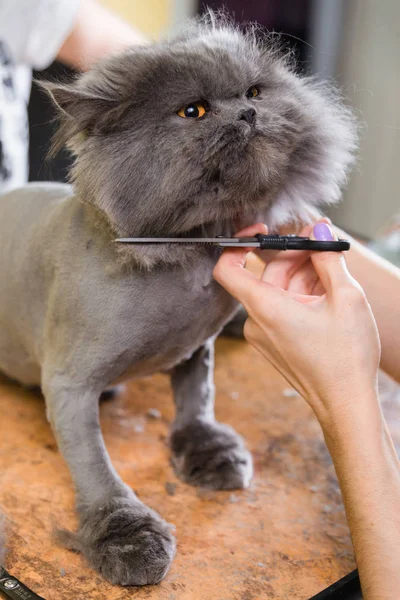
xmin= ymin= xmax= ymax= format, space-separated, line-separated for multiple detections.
xmin=47 ymin=18 xmax=356 ymax=241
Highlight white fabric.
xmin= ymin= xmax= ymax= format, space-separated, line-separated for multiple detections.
xmin=0 ymin=0 xmax=80 ymax=194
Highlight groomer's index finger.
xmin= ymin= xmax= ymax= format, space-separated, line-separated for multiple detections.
xmin=213 ymin=247 xmax=261 ymax=304
xmin=213 ymin=221 xmax=269 ymax=302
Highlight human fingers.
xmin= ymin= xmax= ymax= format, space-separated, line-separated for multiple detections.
xmin=280 ymin=219 xmax=334 ymax=294
xmin=286 ymin=260 xmax=323 ymax=295
xmin=309 ymin=223 xmax=353 ymax=295
xmin=259 ymin=222 xmax=316 ymax=288
xmin=233 ymin=222 xmax=268 ymax=238
xmin=213 ymin=223 xmax=268 ymax=300
xmin=213 ymin=247 xmax=263 ymax=306
xmin=214 ymin=248 xmax=296 ymax=316
xmin=261 ymin=249 xmax=311 ymax=288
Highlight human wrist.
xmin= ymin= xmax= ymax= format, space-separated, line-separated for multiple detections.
xmin=321 ymin=401 xmax=399 ymax=503
xmin=310 ymin=386 xmax=381 ymax=440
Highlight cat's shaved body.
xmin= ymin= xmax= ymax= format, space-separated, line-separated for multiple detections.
xmin=0 ymin=15 xmax=356 ymax=586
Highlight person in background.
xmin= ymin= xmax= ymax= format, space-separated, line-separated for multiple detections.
xmin=214 ymin=219 xmax=400 ymax=599
xmin=0 ymin=0 xmax=147 ymax=195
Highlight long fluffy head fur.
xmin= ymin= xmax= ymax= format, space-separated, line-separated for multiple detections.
xmin=42 ymin=12 xmax=357 ymax=265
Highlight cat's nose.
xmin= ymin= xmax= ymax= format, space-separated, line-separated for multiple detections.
xmin=239 ymin=108 xmax=256 ymax=124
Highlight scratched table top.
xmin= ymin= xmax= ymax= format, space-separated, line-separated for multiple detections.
xmin=0 ymin=337 xmax=399 ymax=600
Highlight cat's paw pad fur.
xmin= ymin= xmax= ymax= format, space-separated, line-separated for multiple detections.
xmin=60 ymin=498 xmax=176 ymax=586
xmin=170 ymin=420 xmax=253 ymax=490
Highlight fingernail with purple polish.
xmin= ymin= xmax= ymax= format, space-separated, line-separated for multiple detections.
xmin=313 ymin=223 xmax=334 ymax=241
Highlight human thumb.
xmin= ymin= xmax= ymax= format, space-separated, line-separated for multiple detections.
xmin=309 ymin=222 xmax=351 ymax=294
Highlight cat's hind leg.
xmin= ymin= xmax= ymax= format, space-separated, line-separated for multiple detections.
xmin=169 ymin=339 xmax=253 ymax=490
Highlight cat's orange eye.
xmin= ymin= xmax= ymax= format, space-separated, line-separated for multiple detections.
xmin=246 ymin=86 xmax=259 ymax=99
xmin=177 ymin=103 xmax=206 ymax=119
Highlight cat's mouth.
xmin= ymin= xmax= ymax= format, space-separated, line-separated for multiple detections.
xmin=114 ymin=122 xmax=273 ymax=253
xmin=204 ymin=121 xmax=259 ymax=162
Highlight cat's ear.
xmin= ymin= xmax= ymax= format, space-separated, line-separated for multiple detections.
xmin=38 ymin=69 xmax=131 ymax=155
xmin=43 ymin=81 xmax=114 ymax=120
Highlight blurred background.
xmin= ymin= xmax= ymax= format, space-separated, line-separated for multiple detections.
xmin=29 ymin=0 xmax=399 ymax=241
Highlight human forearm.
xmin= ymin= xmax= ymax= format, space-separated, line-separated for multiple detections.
xmin=334 ymin=229 xmax=400 ymax=383
xmin=214 ymin=221 xmax=399 ymax=597
xmin=57 ymin=0 xmax=148 ymax=70
xmin=321 ymin=397 xmax=400 ymax=600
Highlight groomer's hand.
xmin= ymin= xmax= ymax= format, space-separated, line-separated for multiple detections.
xmin=220 ymin=222 xmax=400 ymax=600
xmin=214 ymin=221 xmax=381 ymax=425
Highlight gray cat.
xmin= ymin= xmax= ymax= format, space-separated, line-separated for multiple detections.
xmin=0 ymin=14 xmax=356 ymax=586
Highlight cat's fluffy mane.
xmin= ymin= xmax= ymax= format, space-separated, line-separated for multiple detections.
xmin=41 ymin=11 xmax=357 ymax=263
xmin=178 ymin=11 xmax=358 ymax=227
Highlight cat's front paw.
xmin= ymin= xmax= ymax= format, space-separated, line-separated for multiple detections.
xmin=59 ymin=498 xmax=176 ymax=586
xmin=170 ymin=420 xmax=253 ymax=490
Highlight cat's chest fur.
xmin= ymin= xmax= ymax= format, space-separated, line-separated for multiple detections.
xmin=100 ymin=254 xmax=239 ymax=383
xmin=0 ymin=186 xmax=238 ymax=388
xmin=59 ymin=201 xmax=241 ymax=383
